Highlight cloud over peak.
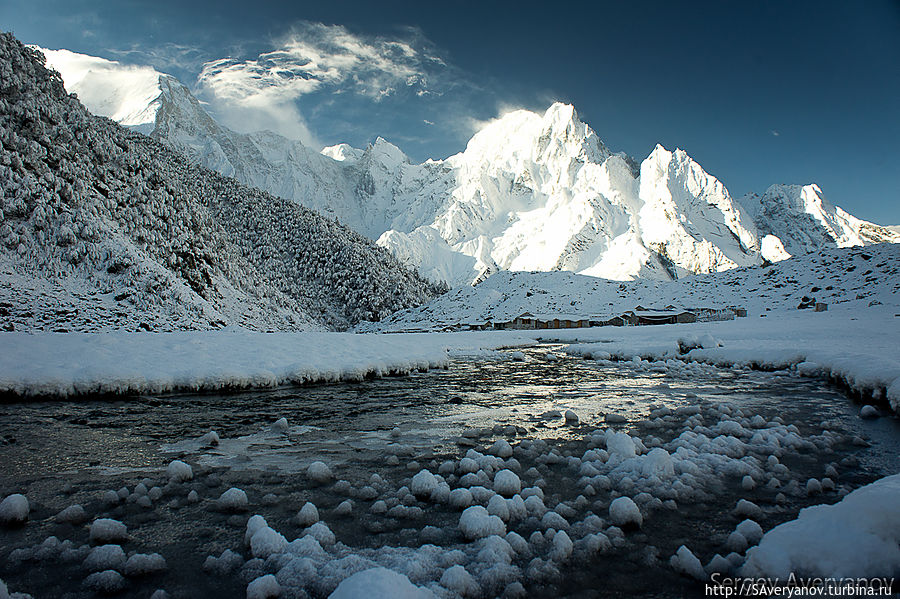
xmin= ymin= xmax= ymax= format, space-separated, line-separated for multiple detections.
xmin=194 ymin=22 xmax=448 ymax=145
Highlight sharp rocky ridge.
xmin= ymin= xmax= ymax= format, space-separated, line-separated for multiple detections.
xmin=0 ymin=33 xmax=443 ymax=332
xmin=39 ymin=45 xmax=900 ymax=288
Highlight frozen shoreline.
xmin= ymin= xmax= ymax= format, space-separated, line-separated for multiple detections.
xmin=1 ymin=309 xmax=898 ymax=412
xmin=532 ymin=307 xmax=900 ymax=414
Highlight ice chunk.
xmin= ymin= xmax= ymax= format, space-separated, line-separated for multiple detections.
xmin=83 ymin=544 xmax=126 ymax=572
xmin=410 ymin=470 xmax=438 ymax=498
xmin=334 ymin=500 xmax=353 ymax=517
xmin=204 ymin=549 xmax=244 ymax=575
xmin=449 ymin=488 xmax=473 ymax=510
xmin=247 ymin=574 xmax=281 ymax=599
xmin=493 ymin=470 xmax=521 ymax=496
xmin=83 ymin=569 xmax=127 ymax=593
xmin=297 ymin=502 xmax=319 ymax=526
xmin=549 ymin=530 xmax=574 ymax=562
xmin=460 ymin=505 xmax=506 ymax=540
xmin=458 ymin=457 xmax=479 ymax=474
xmin=200 ymin=430 xmax=220 ymax=447
xmin=124 ymin=553 xmax=167 ymax=576
xmin=541 ymin=511 xmax=569 ymax=531
xmin=217 ymin=488 xmax=248 ymax=511
xmin=605 ymin=432 xmax=636 ymax=459
xmin=440 ymin=565 xmax=479 ymax=596
xmin=859 ymin=405 xmax=879 ymax=419
xmin=166 ymin=460 xmax=193 ymax=482
xmin=524 ymin=495 xmax=547 ymax=517
xmin=307 ymin=461 xmax=333 ymax=484
xmin=670 ymin=545 xmax=705 ymax=580
xmin=734 ymin=499 xmax=761 ymax=520
xmin=0 ymin=494 xmax=29 ymax=525
xmin=582 ymin=532 xmax=612 ymax=554
xmin=251 ymin=526 xmax=288 ymax=559
xmin=90 ymin=518 xmax=128 ymax=543
xmin=329 ymin=567 xmax=436 ymax=598
xmin=488 ymin=439 xmax=513 ymax=458
xmin=806 ymin=478 xmax=823 ymax=496
xmin=641 ymin=448 xmax=674 ymax=477
xmin=736 ymin=520 xmax=763 ymax=545
xmin=304 ymin=521 xmax=336 ymax=546
xmin=609 ymin=496 xmax=642 ymax=528
xmin=487 ymin=495 xmax=510 ymax=521
xmin=56 ymin=504 xmax=87 ymax=524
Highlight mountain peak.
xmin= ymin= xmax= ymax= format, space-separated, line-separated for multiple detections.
xmin=364 ymin=137 xmax=409 ymax=169
xmin=542 ymin=102 xmax=577 ymax=126
xmin=36 ymin=46 xmax=165 ymax=133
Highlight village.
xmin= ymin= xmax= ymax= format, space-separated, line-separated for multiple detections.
xmin=457 ymin=305 xmax=749 ymax=331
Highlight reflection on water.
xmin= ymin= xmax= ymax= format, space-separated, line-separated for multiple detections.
xmin=1 ymin=346 xmax=897 ymax=479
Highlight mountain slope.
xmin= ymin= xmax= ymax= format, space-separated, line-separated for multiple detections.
xmin=1 ymin=33 xmax=441 ymax=332
xmin=39 ymin=47 xmax=899 ymax=287
xmin=362 ymin=242 xmax=900 ymax=332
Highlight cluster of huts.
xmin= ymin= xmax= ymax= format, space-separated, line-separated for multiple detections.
xmin=459 ymin=305 xmax=747 ymax=331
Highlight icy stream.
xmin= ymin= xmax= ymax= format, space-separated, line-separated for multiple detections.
xmin=1 ymin=346 xmax=898 ymax=598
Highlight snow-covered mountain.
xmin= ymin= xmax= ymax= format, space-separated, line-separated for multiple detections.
xmin=1 ymin=34 xmax=441 ymax=333
xmin=39 ymin=47 xmax=899 ymax=287
xmin=742 ymin=184 xmax=899 ymax=256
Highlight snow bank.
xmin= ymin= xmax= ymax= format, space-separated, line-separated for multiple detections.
xmin=742 ymin=474 xmax=900 ymax=578
xmin=0 ymin=330 xmax=534 ymax=398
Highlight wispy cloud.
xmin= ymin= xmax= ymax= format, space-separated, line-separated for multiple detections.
xmin=770 ymin=129 xmax=780 ymax=137
xmin=107 ymin=43 xmax=211 ymax=76
xmin=195 ymin=22 xmax=449 ymax=144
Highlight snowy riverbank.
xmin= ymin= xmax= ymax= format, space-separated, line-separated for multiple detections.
xmin=1 ymin=307 xmax=898 ymax=413
xmin=526 ymin=307 xmax=900 ymax=414
xmin=0 ymin=330 xmax=535 ymax=398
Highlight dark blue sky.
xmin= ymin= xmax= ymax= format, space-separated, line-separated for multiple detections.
xmin=4 ymin=0 xmax=899 ymax=223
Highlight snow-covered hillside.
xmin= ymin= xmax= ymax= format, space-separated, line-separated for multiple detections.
xmin=363 ymin=242 xmax=900 ymax=332
xmin=0 ymin=34 xmax=442 ymax=332
xmin=40 ymin=47 xmax=899 ymax=287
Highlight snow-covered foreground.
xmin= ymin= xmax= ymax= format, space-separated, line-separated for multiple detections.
xmin=0 ymin=330 xmax=535 ymax=398
xmin=1 ymin=348 xmax=897 ymax=598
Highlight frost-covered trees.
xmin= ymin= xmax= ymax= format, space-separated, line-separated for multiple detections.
xmin=0 ymin=32 xmax=443 ymax=331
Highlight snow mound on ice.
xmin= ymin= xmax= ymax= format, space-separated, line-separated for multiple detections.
xmin=460 ymin=506 xmax=506 ymax=540
xmin=0 ymin=494 xmax=29 ymax=524
xmin=217 ymin=488 xmax=249 ymax=511
xmin=329 ymin=567 xmax=436 ymax=599
xmin=742 ymin=473 xmax=900 ymax=578
xmin=609 ymin=496 xmax=642 ymax=528
xmin=89 ymin=518 xmax=128 ymax=543
xmin=166 ymin=460 xmax=193 ymax=482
